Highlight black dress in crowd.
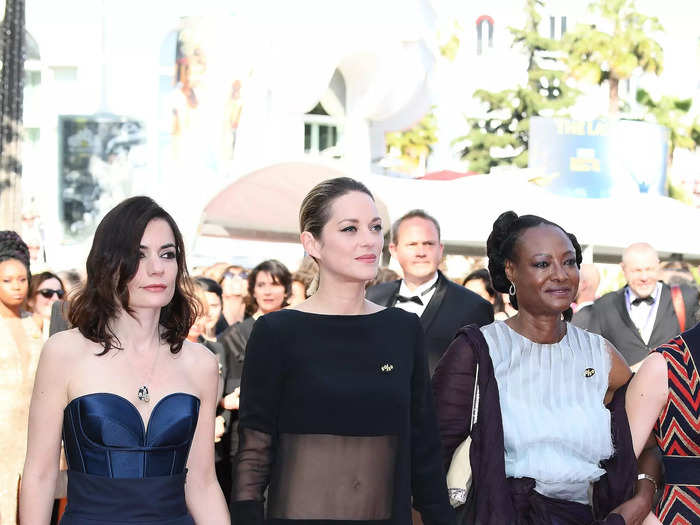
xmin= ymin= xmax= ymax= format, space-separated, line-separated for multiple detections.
xmin=218 ymin=314 xmax=256 ymax=496
xmin=230 ymin=308 xmax=454 ymax=524
xmin=198 ymin=337 xmax=232 ymax=503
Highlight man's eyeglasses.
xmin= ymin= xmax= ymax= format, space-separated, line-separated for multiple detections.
xmin=38 ymin=288 xmax=65 ymax=299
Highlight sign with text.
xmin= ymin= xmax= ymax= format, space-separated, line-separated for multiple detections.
xmin=529 ymin=117 xmax=668 ymax=198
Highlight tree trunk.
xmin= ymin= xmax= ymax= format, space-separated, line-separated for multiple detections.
xmin=608 ymin=76 xmax=619 ymax=116
xmin=0 ymin=0 xmax=25 ymax=231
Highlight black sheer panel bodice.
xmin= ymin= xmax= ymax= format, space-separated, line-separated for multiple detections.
xmin=63 ymin=392 xmax=199 ymax=478
xmin=268 ymin=433 xmax=398 ymax=520
xmin=231 ymin=309 xmax=454 ymax=525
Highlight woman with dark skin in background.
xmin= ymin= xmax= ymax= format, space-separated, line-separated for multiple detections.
xmin=0 ymin=231 xmax=43 ymax=524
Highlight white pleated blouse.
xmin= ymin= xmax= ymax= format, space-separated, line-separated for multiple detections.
xmin=481 ymin=321 xmax=614 ymax=505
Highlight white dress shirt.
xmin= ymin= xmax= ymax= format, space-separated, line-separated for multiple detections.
xmin=394 ymin=272 xmax=439 ymax=318
xmin=625 ymin=282 xmax=662 ymax=344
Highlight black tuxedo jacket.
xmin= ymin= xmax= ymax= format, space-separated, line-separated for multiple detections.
xmin=366 ymin=271 xmax=493 ymax=374
xmin=589 ymin=282 xmax=699 ymax=366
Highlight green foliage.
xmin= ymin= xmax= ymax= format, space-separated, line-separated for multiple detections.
xmin=636 ymin=88 xmax=700 ymax=204
xmin=385 ymin=111 xmax=438 ymax=174
xmin=636 ymin=89 xmax=700 ymax=154
xmin=667 ymin=178 xmax=695 ymax=205
xmin=563 ymin=0 xmax=663 ymax=113
xmin=457 ymin=0 xmax=579 ymax=173
xmin=439 ymin=21 xmax=461 ymax=62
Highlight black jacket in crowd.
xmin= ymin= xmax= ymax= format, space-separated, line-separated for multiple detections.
xmin=588 ymin=282 xmax=699 ymax=366
xmin=365 ymin=270 xmax=493 ymax=375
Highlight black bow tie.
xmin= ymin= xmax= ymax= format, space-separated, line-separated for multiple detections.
xmin=631 ymin=295 xmax=655 ymax=306
xmin=396 ymin=294 xmax=423 ymax=306
xmin=395 ymin=279 xmax=439 ymax=307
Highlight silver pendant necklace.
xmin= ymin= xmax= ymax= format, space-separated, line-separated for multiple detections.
xmin=137 ymin=385 xmax=150 ymax=402
xmin=126 ymin=345 xmax=161 ymax=403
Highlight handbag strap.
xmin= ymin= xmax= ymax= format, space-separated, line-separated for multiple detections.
xmin=470 ymin=364 xmax=479 ymax=430
xmin=671 ymin=285 xmax=686 ymax=333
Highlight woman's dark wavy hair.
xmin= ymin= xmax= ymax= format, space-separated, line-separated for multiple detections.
xmin=245 ymin=259 xmax=292 ymax=315
xmin=486 ymin=211 xmax=582 ymax=322
xmin=69 ymin=196 xmax=199 ymax=355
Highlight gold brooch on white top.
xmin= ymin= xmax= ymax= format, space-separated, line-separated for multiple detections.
xmin=584 ymin=367 xmax=596 ymax=378
xmin=380 ymin=363 xmax=394 ymax=373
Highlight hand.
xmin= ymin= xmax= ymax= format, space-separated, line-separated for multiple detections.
xmin=221 ymin=387 xmax=240 ymax=410
xmin=642 ymin=512 xmax=662 ymax=525
xmin=610 ymin=480 xmax=655 ymax=525
xmin=214 ymin=415 xmax=226 ymax=443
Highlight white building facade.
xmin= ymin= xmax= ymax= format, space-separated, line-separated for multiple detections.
xmin=19 ymin=0 xmax=700 ymax=268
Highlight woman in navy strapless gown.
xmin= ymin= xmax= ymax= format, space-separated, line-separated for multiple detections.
xmin=20 ymin=197 xmax=230 ymax=524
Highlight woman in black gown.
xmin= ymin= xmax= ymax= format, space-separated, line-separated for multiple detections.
xmin=21 ymin=196 xmax=229 ymax=524
xmin=230 ymin=177 xmax=454 ymax=524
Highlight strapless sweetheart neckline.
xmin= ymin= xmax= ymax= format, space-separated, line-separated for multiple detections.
xmin=65 ymin=392 xmax=199 ymax=439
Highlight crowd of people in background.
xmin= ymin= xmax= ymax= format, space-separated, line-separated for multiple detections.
xmin=1 ymin=183 xmax=700 ymax=524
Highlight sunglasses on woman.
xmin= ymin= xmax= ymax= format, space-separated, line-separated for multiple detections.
xmin=38 ymin=288 xmax=65 ymax=299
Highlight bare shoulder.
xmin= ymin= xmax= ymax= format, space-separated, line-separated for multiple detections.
xmin=178 ymin=340 xmax=218 ymax=400
xmin=604 ymin=338 xmax=632 ymax=390
xmin=43 ymin=328 xmax=95 ymax=365
xmin=636 ymin=352 xmax=668 ymax=384
xmin=180 ymin=340 xmax=218 ymax=375
xmin=628 ymin=352 xmax=669 ymax=409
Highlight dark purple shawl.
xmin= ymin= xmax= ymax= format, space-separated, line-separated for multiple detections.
xmin=432 ymin=324 xmax=636 ymax=525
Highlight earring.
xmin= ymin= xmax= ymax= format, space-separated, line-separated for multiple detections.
xmin=509 ymin=282 xmax=516 ymax=296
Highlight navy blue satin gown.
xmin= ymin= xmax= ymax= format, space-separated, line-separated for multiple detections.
xmin=60 ymin=392 xmax=200 ymax=525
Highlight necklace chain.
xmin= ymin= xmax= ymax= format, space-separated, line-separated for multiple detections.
xmin=123 ymin=345 xmax=161 ymax=403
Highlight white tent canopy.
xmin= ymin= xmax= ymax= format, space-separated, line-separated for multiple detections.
xmin=198 ymin=162 xmax=700 ymax=264
xmin=363 ymin=172 xmax=700 ymax=263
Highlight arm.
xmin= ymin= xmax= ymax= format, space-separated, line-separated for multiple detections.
xmin=607 ymin=349 xmax=666 ymax=524
xmin=184 ymin=344 xmax=230 ymax=524
xmin=230 ymin=317 xmax=282 ymax=524
xmin=625 ymin=353 xmax=668 ymax=458
xmin=19 ymin=336 xmax=69 ymax=524
xmin=605 ymin=340 xmax=632 ymax=405
xmin=410 ymin=320 xmax=455 ymax=524
xmin=609 ymin=444 xmax=662 ymax=525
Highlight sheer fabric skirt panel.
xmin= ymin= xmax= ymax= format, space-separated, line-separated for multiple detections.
xmin=269 ymin=433 xmax=398 ymax=520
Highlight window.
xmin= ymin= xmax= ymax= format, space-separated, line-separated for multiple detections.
xmin=549 ymin=16 xmax=567 ymax=40
xmin=476 ymin=15 xmax=494 ymax=56
xmin=304 ymin=103 xmax=340 ymax=155
xmin=303 ymin=70 xmax=345 ymax=157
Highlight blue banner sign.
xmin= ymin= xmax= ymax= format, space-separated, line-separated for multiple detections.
xmin=529 ymin=117 xmax=668 ymax=198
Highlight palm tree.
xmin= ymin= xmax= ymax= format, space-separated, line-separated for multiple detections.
xmin=564 ymin=0 xmax=663 ymax=116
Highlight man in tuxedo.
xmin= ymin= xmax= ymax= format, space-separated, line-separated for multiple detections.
xmin=571 ymin=263 xmax=600 ymax=331
xmin=589 ymin=243 xmax=699 ymax=368
xmin=366 ymin=209 xmax=493 ymax=375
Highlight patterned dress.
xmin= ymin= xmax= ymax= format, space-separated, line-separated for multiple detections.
xmin=653 ymin=325 xmax=700 ymax=524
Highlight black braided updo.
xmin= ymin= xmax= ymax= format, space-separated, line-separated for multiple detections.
xmin=486 ymin=211 xmax=582 ymax=322
xmin=0 ymin=230 xmax=31 ymax=281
